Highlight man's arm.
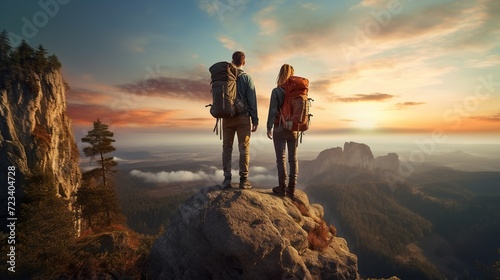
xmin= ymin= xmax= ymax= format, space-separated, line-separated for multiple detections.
xmin=244 ymin=74 xmax=259 ymax=128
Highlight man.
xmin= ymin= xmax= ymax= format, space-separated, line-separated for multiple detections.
xmin=222 ymin=51 xmax=258 ymax=189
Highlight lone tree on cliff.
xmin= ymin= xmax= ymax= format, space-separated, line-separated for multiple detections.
xmin=76 ymin=119 xmax=123 ymax=229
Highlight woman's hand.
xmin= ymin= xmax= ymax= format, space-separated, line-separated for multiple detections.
xmin=267 ymin=130 xmax=273 ymax=140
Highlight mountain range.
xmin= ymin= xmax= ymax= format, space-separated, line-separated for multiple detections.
xmin=299 ymin=141 xmax=500 ymax=279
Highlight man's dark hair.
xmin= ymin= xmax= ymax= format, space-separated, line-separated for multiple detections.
xmin=232 ymin=51 xmax=245 ymax=67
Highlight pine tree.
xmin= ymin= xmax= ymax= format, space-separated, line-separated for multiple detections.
xmin=82 ymin=119 xmax=117 ymax=188
xmin=16 ymin=174 xmax=76 ymax=279
xmin=0 ymin=30 xmax=12 ymax=89
xmin=16 ymin=39 xmax=40 ymax=92
xmin=17 ymin=39 xmax=35 ymax=68
xmin=77 ymin=119 xmax=123 ymax=229
xmin=46 ymin=54 xmax=61 ymax=70
xmin=0 ymin=30 xmax=11 ymax=63
xmin=34 ymin=45 xmax=48 ymax=74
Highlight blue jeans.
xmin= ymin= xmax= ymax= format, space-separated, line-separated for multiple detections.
xmin=273 ymin=127 xmax=298 ymax=187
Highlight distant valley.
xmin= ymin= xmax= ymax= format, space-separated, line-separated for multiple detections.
xmin=107 ymin=141 xmax=500 ymax=279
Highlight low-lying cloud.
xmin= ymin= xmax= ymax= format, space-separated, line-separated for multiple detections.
xmin=130 ymin=169 xmax=213 ymax=183
xmin=130 ymin=165 xmax=277 ymax=186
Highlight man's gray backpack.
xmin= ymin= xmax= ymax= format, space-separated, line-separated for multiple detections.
xmin=206 ymin=61 xmax=246 ymax=138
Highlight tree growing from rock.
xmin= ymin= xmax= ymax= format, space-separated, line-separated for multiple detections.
xmin=76 ymin=119 xmax=123 ymax=230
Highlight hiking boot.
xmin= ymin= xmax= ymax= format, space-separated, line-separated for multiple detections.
xmin=221 ymin=177 xmax=232 ymax=189
xmin=239 ymin=179 xmax=252 ymax=189
xmin=272 ymin=186 xmax=286 ymax=197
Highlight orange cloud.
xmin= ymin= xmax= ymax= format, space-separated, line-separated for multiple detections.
xmin=68 ymin=103 xmax=214 ymax=129
xmin=67 ymin=88 xmax=115 ymax=105
xmin=337 ymin=93 xmax=394 ymax=103
xmin=68 ymin=104 xmax=177 ymax=127
xmin=469 ymin=112 xmax=500 ymax=122
xmin=340 ymin=119 xmax=355 ymax=123
xmin=392 ymin=102 xmax=426 ymax=110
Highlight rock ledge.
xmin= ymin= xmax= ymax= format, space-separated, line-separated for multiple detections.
xmin=148 ymin=186 xmax=359 ymax=280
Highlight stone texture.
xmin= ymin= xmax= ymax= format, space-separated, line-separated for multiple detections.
xmin=148 ymin=186 xmax=359 ymax=280
xmin=0 ymin=70 xmax=81 ymax=199
xmin=374 ymin=152 xmax=400 ymax=172
xmin=343 ymin=142 xmax=375 ymax=170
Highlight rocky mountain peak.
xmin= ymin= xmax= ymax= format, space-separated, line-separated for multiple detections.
xmin=148 ymin=186 xmax=360 ymax=280
xmin=343 ymin=141 xmax=375 ymax=170
xmin=313 ymin=142 xmax=376 ymax=171
xmin=300 ymin=142 xmax=401 ymax=184
xmin=374 ymin=152 xmax=400 ymax=172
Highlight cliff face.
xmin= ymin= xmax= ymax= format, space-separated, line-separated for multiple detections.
xmin=148 ymin=186 xmax=360 ymax=280
xmin=0 ymin=70 xmax=81 ymax=199
xmin=343 ymin=142 xmax=375 ymax=170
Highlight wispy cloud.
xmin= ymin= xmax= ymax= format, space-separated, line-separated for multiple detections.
xmin=469 ymin=112 xmax=500 ymax=122
xmin=218 ymin=34 xmax=240 ymax=50
xmin=198 ymin=0 xmax=250 ymax=22
xmin=351 ymin=0 xmax=388 ymax=9
xmin=68 ymin=104 xmax=182 ymax=127
xmin=467 ymin=55 xmax=500 ymax=68
xmin=254 ymin=6 xmax=278 ymax=35
xmin=367 ymin=0 xmax=499 ymax=52
xmin=117 ymin=76 xmax=210 ymax=102
xmin=392 ymin=102 xmax=426 ymax=110
xmin=254 ymin=0 xmax=498 ymax=68
xmin=337 ymin=93 xmax=394 ymax=103
xmin=340 ymin=119 xmax=355 ymax=123
xmin=310 ymin=79 xmax=335 ymax=93
xmin=68 ymin=88 xmax=115 ymax=105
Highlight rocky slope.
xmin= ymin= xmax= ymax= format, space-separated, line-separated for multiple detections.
xmin=0 ymin=69 xmax=81 ymax=203
xmin=148 ymin=186 xmax=360 ymax=280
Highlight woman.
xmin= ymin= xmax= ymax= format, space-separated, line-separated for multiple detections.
xmin=266 ymin=64 xmax=298 ymax=197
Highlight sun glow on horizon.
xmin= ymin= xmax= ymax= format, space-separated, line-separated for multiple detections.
xmin=342 ymin=104 xmax=381 ymax=130
xmin=353 ymin=119 xmax=377 ymax=130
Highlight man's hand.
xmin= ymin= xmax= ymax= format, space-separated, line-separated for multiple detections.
xmin=267 ymin=130 xmax=272 ymax=140
xmin=251 ymin=124 xmax=258 ymax=132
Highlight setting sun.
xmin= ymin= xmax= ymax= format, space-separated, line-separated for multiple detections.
xmin=355 ymin=118 xmax=377 ymax=130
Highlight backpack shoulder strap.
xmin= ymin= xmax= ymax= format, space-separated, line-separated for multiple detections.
xmin=236 ymin=68 xmax=245 ymax=78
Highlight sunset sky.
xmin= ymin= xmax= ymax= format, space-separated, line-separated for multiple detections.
xmin=1 ymin=0 xmax=499 ymax=148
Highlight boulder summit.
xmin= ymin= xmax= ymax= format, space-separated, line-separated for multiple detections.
xmin=148 ymin=186 xmax=359 ymax=279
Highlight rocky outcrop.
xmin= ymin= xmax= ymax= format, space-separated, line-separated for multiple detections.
xmin=148 ymin=186 xmax=360 ymax=280
xmin=0 ymin=69 xmax=81 ymax=200
xmin=343 ymin=142 xmax=375 ymax=170
xmin=314 ymin=142 xmax=375 ymax=171
xmin=302 ymin=142 xmax=400 ymax=181
xmin=374 ymin=152 xmax=399 ymax=172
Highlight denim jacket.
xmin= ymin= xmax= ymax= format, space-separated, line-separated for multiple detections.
xmin=266 ymin=87 xmax=285 ymax=131
xmin=237 ymin=69 xmax=258 ymax=125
